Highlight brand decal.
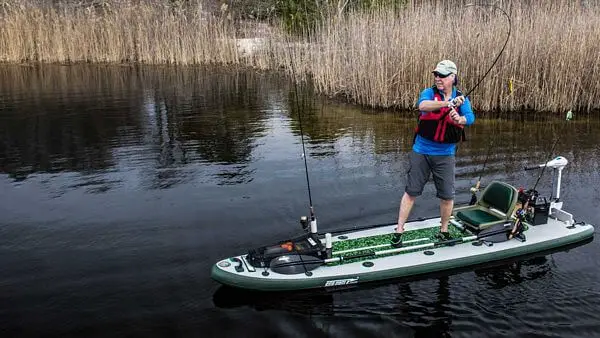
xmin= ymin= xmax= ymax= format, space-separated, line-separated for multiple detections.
xmin=324 ymin=277 xmax=359 ymax=287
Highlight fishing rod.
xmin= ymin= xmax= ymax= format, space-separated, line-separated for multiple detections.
xmin=548 ymin=111 xmax=573 ymax=201
xmin=287 ymin=45 xmax=317 ymax=233
xmin=451 ymin=4 xmax=510 ymax=202
xmin=509 ymin=111 xmax=574 ymax=240
xmin=469 ymin=138 xmax=494 ymax=205
xmin=509 ymin=137 xmax=560 ymax=240
xmin=530 ymin=138 xmax=559 ymax=193
xmin=445 ymin=3 xmax=511 ymax=123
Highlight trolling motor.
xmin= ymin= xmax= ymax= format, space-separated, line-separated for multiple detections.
xmin=524 ymin=155 xmax=568 ymax=210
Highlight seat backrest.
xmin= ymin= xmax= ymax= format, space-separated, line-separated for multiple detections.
xmin=479 ymin=181 xmax=518 ymax=215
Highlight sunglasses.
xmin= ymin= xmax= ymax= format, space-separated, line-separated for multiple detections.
xmin=433 ymin=72 xmax=451 ymax=78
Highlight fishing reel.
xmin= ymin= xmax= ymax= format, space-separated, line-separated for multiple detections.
xmin=508 ymin=204 xmax=529 ymax=242
xmin=517 ymin=188 xmax=538 ymax=217
xmin=509 ymin=209 xmax=527 ymax=242
xmin=300 ymin=216 xmax=309 ymax=231
xmin=518 ymin=187 xmax=538 ymax=202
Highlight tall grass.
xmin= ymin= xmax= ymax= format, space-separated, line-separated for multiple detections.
xmin=1 ymin=0 xmax=600 ymax=114
xmin=0 ymin=0 xmax=239 ymax=64
xmin=303 ymin=1 xmax=600 ymax=113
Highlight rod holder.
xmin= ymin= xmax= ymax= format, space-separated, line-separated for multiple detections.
xmin=310 ymin=217 xmax=318 ymax=234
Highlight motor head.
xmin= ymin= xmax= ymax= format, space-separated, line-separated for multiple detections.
xmin=525 ymin=156 xmax=568 ymax=171
xmin=544 ymin=156 xmax=568 ymax=170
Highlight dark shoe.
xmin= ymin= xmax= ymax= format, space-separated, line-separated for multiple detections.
xmin=391 ymin=233 xmax=403 ymax=248
xmin=435 ymin=231 xmax=452 ymax=242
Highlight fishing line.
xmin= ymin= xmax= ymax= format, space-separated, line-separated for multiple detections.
xmin=459 ymin=3 xmax=512 ymax=99
xmin=529 ymin=110 xmax=573 ymax=196
xmin=532 ymin=136 xmax=559 ymax=194
xmin=548 ymin=113 xmax=573 ymax=200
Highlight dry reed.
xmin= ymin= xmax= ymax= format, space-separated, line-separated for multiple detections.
xmin=0 ymin=0 xmax=240 ymax=65
xmin=1 ymin=0 xmax=600 ymax=114
xmin=302 ymin=0 xmax=600 ymax=113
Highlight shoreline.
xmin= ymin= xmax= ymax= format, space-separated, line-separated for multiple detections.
xmin=1 ymin=1 xmax=599 ymax=115
xmin=2 ymin=62 xmax=596 ymax=119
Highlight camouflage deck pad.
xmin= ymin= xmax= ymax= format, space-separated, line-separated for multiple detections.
xmin=329 ymin=225 xmax=469 ymax=264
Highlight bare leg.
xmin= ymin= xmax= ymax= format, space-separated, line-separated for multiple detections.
xmin=396 ymin=192 xmax=417 ymax=233
xmin=440 ymin=199 xmax=454 ymax=232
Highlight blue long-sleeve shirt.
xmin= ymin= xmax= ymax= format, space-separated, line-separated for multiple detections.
xmin=413 ymin=87 xmax=475 ymax=155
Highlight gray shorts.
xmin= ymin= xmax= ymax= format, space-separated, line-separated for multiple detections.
xmin=405 ymin=151 xmax=455 ymax=200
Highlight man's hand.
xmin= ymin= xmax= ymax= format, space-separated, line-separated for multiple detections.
xmin=448 ymin=95 xmax=465 ymax=108
xmin=449 ymin=109 xmax=463 ymax=124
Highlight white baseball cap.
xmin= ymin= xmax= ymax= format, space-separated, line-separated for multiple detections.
xmin=432 ymin=60 xmax=457 ymax=76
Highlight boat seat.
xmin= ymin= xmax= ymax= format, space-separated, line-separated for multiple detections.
xmin=454 ymin=181 xmax=518 ymax=231
xmin=457 ymin=208 xmax=503 ymax=225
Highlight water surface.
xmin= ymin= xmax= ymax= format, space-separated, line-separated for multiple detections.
xmin=1 ymin=65 xmax=599 ymax=338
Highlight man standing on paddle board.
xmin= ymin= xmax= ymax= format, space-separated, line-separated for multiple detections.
xmin=391 ymin=60 xmax=475 ymax=248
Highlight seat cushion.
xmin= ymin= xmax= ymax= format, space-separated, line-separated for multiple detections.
xmin=456 ymin=209 xmax=503 ymax=227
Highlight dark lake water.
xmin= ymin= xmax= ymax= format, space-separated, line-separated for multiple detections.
xmin=1 ymin=64 xmax=600 ymax=338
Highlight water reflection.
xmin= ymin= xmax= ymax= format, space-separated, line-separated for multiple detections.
xmin=0 ymin=65 xmax=286 ymax=187
xmin=2 ymin=65 xmax=600 ymax=191
xmin=212 ymin=276 xmax=454 ymax=337
xmin=475 ymin=256 xmax=552 ymax=289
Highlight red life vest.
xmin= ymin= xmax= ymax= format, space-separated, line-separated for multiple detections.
xmin=415 ymin=87 xmax=465 ymax=144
